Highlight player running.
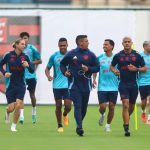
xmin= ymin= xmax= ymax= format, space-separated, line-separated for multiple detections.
xmin=93 ymin=39 xmax=118 ymax=132
xmin=45 ymin=38 xmax=71 ymax=132
xmin=139 ymin=41 xmax=150 ymax=125
xmin=0 ymin=39 xmax=34 ymax=132
xmin=19 ymin=32 xmax=42 ymax=124
xmin=110 ymin=37 xmax=147 ymax=136
xmin=60 ymin=35 xmax=100 ymax=136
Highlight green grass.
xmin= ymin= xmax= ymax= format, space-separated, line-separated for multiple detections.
xmin=0 ymin=105 xmax=149 ymax=150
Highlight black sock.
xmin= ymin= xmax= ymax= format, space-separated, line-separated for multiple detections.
xmin=58 ymin=124 xmax=63 ymax=128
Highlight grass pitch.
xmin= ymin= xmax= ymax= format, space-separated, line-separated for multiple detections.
xmin=0 ymin=105 xmax=149 ymax=150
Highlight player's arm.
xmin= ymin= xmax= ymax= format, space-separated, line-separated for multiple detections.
xmin=0 ymin=52 xmax=10 ymax=77
xmin=110 ymin=54 xmax=120 ymax=76
xmin=60 ymin=52 xmax=72 ymax=77
xmin=92 ymin=73 xmax=97 ymax=88
xmin=45 ymin=54 xmax=54 ymax=81
xmin=32 ymin=46 xmax=42 ymax=65
xmin=128 ymin=55 xmax=147 ymax=72
xmin=87 ymin=53 xmax=100 ymax=73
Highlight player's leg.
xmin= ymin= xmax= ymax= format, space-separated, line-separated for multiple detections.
xmin=5 ymin=103 xmax=15 ymax=123
xmin=97 ymin=91 xmax=107 ymax=126
xmin=53 ymin=89 xmax=63 ymax=132
xmin=105 ymin=91 xmax=118 ymax=132
xmin=5 ymin=87 xmax=16 ymax=123
xmin=139 ymin=86 xmax=148 ymax=123
xmin=11 ymin=99 xmax=23 ymax=132
xmin=147 ymin=95 xmax=150 ymax=125
xmin=129 ymin=84 xmax=138 ymax=116
xmin=27 ymin=78 xmax=37 ymax=123
xmin=70 ymin=90 xmax=83 ymax=136
xmin=62 ymin=89 xmax=71 ymax=126
xmin=63 ymin=100 xmax=71 ymax=126
xmin=81 ymin=92 xmax=90 ymax=121
xmin=119 ymin=83 xmax=130 ymax=136
xmin=12 ymin=86 xmax=26 ymax=131
xmin=19 ymin=102 xmax=24 ymax=124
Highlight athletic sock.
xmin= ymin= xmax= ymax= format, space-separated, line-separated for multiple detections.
xmin=32 ymin=107 xmax=36 ymax=116
xmin=105 ymin=123 xmax=110 ymax=128
xmin=58 ymin=124 xmax=63 ymax=128
xmin=148 ymin=114 xmax=150 ymax=120
xmin=11 ymin=123 xmax=17 ymax=129
xmin=20 ymin=109 xmax=24 ymax=118
xmin=141 ymin=109 xmax=146 ymax=113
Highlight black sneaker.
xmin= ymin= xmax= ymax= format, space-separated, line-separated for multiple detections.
xmin=123 ymin=124 xmax=130 ymax=137
xmin=124 ymin=131 xmax=130 ymax=137
xmin=76 ymin=128 xmax=84 ymax=136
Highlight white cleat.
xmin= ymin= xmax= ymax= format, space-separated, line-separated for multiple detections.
xmin=104 ymin=125 xmax=111 ymax=132
xmin=11 ymin=126 xmax=17 ymax=132
xmin=5 ymin=112 xmax=10 ymax=124
xmin=99 ymin=115 xmax=105 ymax=126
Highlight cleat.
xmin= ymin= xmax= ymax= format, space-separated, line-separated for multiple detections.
xmin=11 ymin=126 xmax=17 ymax=132
xmin=99 ymin=115 xmax=105 ymax=126
xmin=76 ymin=128 xmax=84 ymax=136
xmin=141 ymin=112 xmax=147 ymax=123
xmin=104 ymin=125 xmax=111 ymax=132
xmin=57 ymin=127 xmax=64 ymax=132
xmin=5 ymin=112 xmax=10 ymax=124
xmin=124 ymin=131 xmax=130 ymax=137
xmin=19 ymin=116 xmax=24 ymax=124
xmin=63 ymin=115 xmax=69 ymax=126
xmin=147 ymin=120 xmax=150 ymax=126
xmin=32 ymin=115 xmax=36 ymax=124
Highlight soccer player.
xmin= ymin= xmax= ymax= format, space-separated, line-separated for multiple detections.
xmin=139 ymin=41 xmax=150 ymax=125
xmin=45 ymin=38 xmax=71 ymax=132
xmin=60 ymin=35 xmax=100 ymax=136
xmin=93 ymin=39 xmax=118 ymax=132
xmin=110 ymin=37 xmax=147 ymax=136
xmin=19 ymin=32 xmax=42 ymax=124
xmin=0 ymin=39 xmax=34 ymax=132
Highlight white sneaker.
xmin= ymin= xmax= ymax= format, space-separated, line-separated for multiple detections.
xmin=99 ymin=115 xmax=105 ymax=126
xmin=5 ymin=112 xmax=10 ymax=124
xmin=104 ymin=125 xmax=111 ymax=132
xmin=11 ymin=126 xmax=17 ymax=132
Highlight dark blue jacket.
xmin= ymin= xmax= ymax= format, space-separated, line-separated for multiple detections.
xmin=60 ymin=47 xmax=100 ymax=92
xmin=0 ymin=50 xmax=34 ymax=88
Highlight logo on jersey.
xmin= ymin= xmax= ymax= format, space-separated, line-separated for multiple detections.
xmin=83 ymin=55 xmax=89 ymax=60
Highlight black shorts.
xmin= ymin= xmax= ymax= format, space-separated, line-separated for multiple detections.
xmin=98 ymin=91 xmax=118 ymax=104
xmin=53 ymin=88 xmax=69 ymax=100
xmin=119 ymin=82 xmax=138 ymax=104
xmin=26 ymin=78 xmax=37 ymax=93
xmin=139 ymin=85 xmax=150 ymax=100
xmin=6 ymin=85 xmax=26 ymax=104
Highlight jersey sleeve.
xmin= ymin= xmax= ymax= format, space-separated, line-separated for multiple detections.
xmin=0 ymin=52 xmax=9 ymax=75
xmin=138 ymin=54 xmax=145 ymax=67
xmin=111 ymin=54 xmax=119 ymax=67
xmin=88 ymin=53 xmax=100 ymax=73
xmin=31 ymin=45 xmax=41 ymax=60
xmin=25 ymin=55 xmax=34 ymax=73
xmin=60 ymin=51 xmax=72 ymax=75
xmin=47 ymin=53 xmax=56 ymax=69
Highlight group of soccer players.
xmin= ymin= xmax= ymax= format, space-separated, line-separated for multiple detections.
xmin=0 ymin=33 xmax=150 ymax=137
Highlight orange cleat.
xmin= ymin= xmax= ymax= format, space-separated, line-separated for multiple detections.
xmin=57 ymin=127 xmax=64 ymax=132
xmin=141 ymin=112 xmax=147 ymax=123
xmin=63 ymin=115 xmax=69 ymax=126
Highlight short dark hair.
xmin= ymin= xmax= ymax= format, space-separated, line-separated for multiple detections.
xmin=20 ymin=32 xmax=30 ymax=38
xmin=105 ymin=39 xmax=115 ymax=49
xmin=143 ymin=41 xmax=150 ymax=47
xmin=58 ymin=37 xmax=67 ymax=43
xmin=76 ymin=35 xmax=87 ymax=45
